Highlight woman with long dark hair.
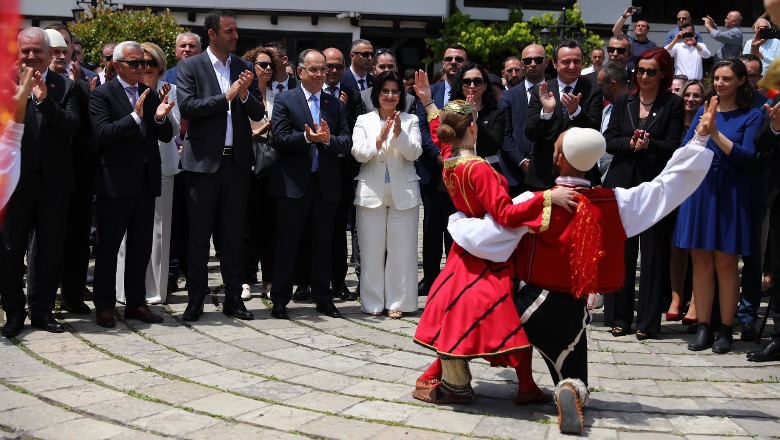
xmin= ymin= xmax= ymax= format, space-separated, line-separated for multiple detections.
xmin=673 ymin=57 xmax=762 ymax=354
xmin=602 ymin=47 xmax=684 ymax=340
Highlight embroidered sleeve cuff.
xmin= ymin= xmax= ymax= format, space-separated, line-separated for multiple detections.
xmin=427 ymin=109 xmax=440 ymax=123
xmin=539 ymin=189 xmax=552 ymax=232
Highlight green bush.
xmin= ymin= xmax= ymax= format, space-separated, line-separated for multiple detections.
xmin=70 ymin=0 xmax=187 ymax=68
xmin=425 ymin=3 xmax=602 ymax=71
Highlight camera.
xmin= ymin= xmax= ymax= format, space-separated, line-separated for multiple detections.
xmin=682 ymin=32 xmax=695 ymax=38
xmin=759 ymin=27 xmax=780 ymax=40
xmin=630 ymin=6 xmax=642 ymax=14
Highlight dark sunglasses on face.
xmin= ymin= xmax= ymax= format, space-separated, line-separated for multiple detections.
xmin=462 ymin=77 xmax=485 ymax=87
xmin=635 ymin=67 xmax=659 ymax=77
xmin=677 ymin=17 xmax=688 ymax=21
xmin=254 ymin=61 xmax=274 ymax=70
xmin=673 ymin=74 xmax=689 ymax=81
xmin=522 ymin=56 xmax=545 ymax=65
xmin=607 ymin=47 xmax=627 ymax=54
xmin=117 ymin=59 xmax=146 ymax=69
xmin=325 ymin=63 xmax=345 ymax=70
xmin=142 ymin=60 xmax=159 ymax=69
xmin=104 ymin=55 xmax=113 ymax=61
xmin=353 ymin=51 xmax=374 ymax=59
xmin=443 ymin=56 xmax=465 ymax=63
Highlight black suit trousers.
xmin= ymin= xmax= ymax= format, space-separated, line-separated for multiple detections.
xmin=420 ymin=182 xmax=454 ymax=282
xmin=769 ymin=194 xmax=780 ymax=337
xmin=184 ymin=157 xmax=251 ymax=303
xmin=59 ymin=186 xmax=94 ymax=303
xmin=243 ymin=176 xmax=277 ymax=284
xmin=0 ymin=172 xmax=69 ymax=318
xmin=604 ymin=215 xmax=673 ymax=334
xmin=92 ymin=167 xmax=155 ymax=310
xmin=271 ymin=175 xmax=337 ymax=305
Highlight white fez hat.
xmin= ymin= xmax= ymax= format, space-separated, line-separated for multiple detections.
xmin=44 ymin=29 xmax=67 ymax=48
xmin=562 ymin=127 xmax=606 ymax=172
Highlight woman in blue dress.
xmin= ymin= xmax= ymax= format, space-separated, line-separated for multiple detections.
xmin=673 ymin=58 xmax=763 ymax=354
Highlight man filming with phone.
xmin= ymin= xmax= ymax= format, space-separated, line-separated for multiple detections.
xmin=665 ymin=23 xmax=711 ymax=80
xmin=744 ymin=18 xmax=780 ymax=74
xmin=703 ymin=11 xmax=743 ymax=61
xmin=612 ymin=6 xmax=658 ymax=72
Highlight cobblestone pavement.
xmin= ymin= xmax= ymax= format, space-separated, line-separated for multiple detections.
xmin=1 ymin=240 xmax=779 ymax=439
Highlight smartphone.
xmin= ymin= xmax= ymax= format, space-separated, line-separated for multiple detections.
xmin=682 ymin=32 xmax=695 ymax=39
xmin=759 ymin=27 xmax=780 ymax=40
xmin=630 ymin=6 xmax=642 ymax=14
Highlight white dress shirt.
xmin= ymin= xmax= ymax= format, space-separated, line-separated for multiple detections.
xmin=206 ymin=47 xmax=234 ymax=146
xmin=540 ymin=78 xmax=581 ymax=120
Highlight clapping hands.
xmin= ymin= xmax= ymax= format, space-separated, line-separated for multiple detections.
xmin=305 ymin=119 xmax=331 ymax=143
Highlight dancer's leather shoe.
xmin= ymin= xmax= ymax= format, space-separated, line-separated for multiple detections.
xmin=270 ymin=303 xmax=289 ymax=320
xmin=747 ymin=339 xmax=780 ymax=362
xmin=316 ymin=301 xmax=343 ymax=318
xmin=223 ymin=301 xmax=254 ymax=320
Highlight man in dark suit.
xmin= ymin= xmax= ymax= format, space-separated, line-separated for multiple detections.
xmin=499 ymin=44 xmax=549 ymax=196
xmin=0 ymin=27 xmax=80 ymax=338
xmin=525 ymin=39 xmax=603 ymax=190
xmin=176 ymin=9 xmax=264 ymax=322
xmin=415 ymin=44 xmax=468 ymax=295
xmin=269 ymin=49 xmax=352 ymax=319
xmin=164 ymin=32 xmax=202 ymax=85
xmin=341 ymin=39 xmax=375 ymax=92
xmin=46 ymin=24 xmax=99 ymax=86
xmin=360 ymin=50 xmax=415 ymax=113
xmin=747 ymin=96 xmax=780 ymax=362
xmin=263 ymin=41 xmax=297 ymax=94
xmin=89 ymin=41 xmax=174 ymax=328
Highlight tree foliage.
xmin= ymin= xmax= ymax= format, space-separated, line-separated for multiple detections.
xmin=425 ymin=3 xmax=602 ymax=70
xmin=70 ymin=0 xmax=186 ymax=68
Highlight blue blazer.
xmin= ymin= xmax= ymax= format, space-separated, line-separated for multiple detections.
xmin=164 ymin=66 xmax=177 ymax=85
xmin=414 ymin=81 xmax=447 ymax=186
xmin=340 ymin=70 xmax=374 ymax=92
xmin=270 ymin=86 xmax=351 ymax=203
xmin=498 ymin=84 xmax=533 ymax=187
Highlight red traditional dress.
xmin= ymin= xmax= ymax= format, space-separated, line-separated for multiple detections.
xmin=413 ymin=117 xmax=552 ymax=364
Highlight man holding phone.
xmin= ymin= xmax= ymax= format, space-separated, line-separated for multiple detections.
xmin=665 ymin=10 xmax=704 ymax=45
xmin=744 ymin=18 xmax=780 ymax=74
xmin=665 ymin=24 xmax=711 ymax=80
xmin=612 ymin=7 xmax=658 ymax=72
xmin=703 ymin=11 xmax=743 ymax=61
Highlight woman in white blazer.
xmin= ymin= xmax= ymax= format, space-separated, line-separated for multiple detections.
xmin=352 ymin=71 xmax=422 ymax=318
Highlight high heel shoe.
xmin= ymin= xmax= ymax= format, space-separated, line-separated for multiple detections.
xmin=681 ymin=316 xmax=698 ymax=326
xmin=665 ymin=312 xmax=682 ymax=322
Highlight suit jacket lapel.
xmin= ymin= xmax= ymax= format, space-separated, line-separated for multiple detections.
xmin=626 ymin=94 xmax=640 ymax=131
xmin=296 ymin=87 xmax=315 ymax=126
xmin=110 ymin=78 xmax=134 ymax=114
xmin=200 ymin=52 xmax=222 ymax=95
xmin=228 ymin=54 xmax=243 ymax=83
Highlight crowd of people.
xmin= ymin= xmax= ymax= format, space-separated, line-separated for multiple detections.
xmin=2 ymin=4 xmax=780 ymax=435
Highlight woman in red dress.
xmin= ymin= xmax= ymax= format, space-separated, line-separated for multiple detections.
xmin=412 ymin=71 xmax=577 ymax=404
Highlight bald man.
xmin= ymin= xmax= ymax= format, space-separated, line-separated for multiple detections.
xmin=703 ymin=11 xmax=743 ymax=61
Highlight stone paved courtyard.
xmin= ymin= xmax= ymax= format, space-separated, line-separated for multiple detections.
xmin=1 ymin=227 xmax=779 ymax=439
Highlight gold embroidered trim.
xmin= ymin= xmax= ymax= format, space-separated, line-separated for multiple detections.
xmin=427 ymin=109 xmax=441 ymax=123
xmin=539 ymin=189 xmax=552 ymax=232
xmin=443 ymin=156 xmax=486 ymax=169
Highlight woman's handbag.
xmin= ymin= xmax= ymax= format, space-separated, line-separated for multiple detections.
xmin=253 ymin=137 xmax=276 ymax=179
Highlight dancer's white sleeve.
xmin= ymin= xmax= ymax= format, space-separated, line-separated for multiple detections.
xmin=0 ymin=122 xmax=24 ymax=210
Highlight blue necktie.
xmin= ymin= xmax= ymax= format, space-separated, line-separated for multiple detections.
xmin=561 ymin=85 xmax=573 ymax=120
xmin=309 ymin=94 xmax=320 ymax=172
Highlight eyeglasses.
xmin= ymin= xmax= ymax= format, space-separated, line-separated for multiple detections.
xmin=325 ymin=63 xmax=345 ymax=71
xmin=606 ymin=47 xmax=628 ymax=54
xmin=380 ymin=88 xmax=402 ymax=96
xmin=747 ymin=73 xmax=762 ymax=80
xmin=375 ymin=63 xmax=396 ymax=71
xmin=376 ymin=48 xmax=395 ymax=55
xmin=104 ymin=55 xmax=113 ymax=61
xmin=443 ymin=56 xmax=465 ymax=63
xmin=116 ymin=59 xmax=145 ymax=69
xmin=504 ymin=67 xmax=522 ymax=73
xmin=635 ymin=67 xmax=659 ymax=77
xmin=462 ymin=77 xmax=485 ymax=87
xmin=673 ymin=74 xmax=689 ymax=81
xmin=301 ymin=66 xmax=327 ymax=75
xmin=142 ymin=60 xmax=159 ymax=69
xmin=677 ymin=16 xmax=689 ymax=21
xmin=352 ymin=51 xmax=374 ymax=59
xmin=522 ymin=56 xmax=545 ymax=65
xmin=254 ymin=61 xmax=274 ymax=70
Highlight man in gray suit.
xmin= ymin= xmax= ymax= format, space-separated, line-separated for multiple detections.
xmin=176 ymin=9 xmax=264 ymax=322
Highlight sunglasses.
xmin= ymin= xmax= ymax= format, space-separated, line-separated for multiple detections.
xmin=677 ymin=17 xmax=689 ymax=21
xmin=522 ymin=56 xmax=545 ymax=65
xmin=376 ymin=48 xmax=395 ymax=55
xmin=607 ymin=47 xmax=628 ymax=54
xmin=104 ymin=55 xmax=113 ymax=61
xmin=254 ymin=61 xmax=274 ymax=70
xmin=443 ymin=55 xmax=465 ymax=63
xmin=380 ymin=88 xmax=402 ymax=96
xmin=352 ymin=51 xmax=374 ymax=59
xmin=462 ymin=77 xmax=485 ymax=87
xmin=142 ymin=60 xmax=159 ymax=69
xmin=116 ymin=59 xmax=147 ymax=69
xmin=635 ymin=67 xmax=659 ymax=77
xmin=673 ymin=74 xmax=689 ymax=81
xmin=325 ymin=63 xmax=345 ymax=70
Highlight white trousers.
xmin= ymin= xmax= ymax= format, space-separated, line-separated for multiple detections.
xmin=356 ymin=184 xmax=419 ymax=314
xmin=116 ymin=174 xmax=175 ymax=304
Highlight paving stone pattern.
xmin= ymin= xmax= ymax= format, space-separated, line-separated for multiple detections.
xmin=0 ymin=218 xmax=778 ymax=439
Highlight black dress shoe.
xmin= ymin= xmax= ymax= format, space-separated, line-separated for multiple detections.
xmin=61 ymin=300 xmax=91 ymax=315
xmin=293 ymin=285 xmax=311 ymax=302
xmin=182 ymin=297 xmax=205 ymax=322
xmin=688 ymin=322 xmax=715 ymax=351
xmin=316 ymin=301 xmax=343 ymax=318
xmin=712 ymin=324 xmax=733 ymax=354
xmin=747 ymin=339 xmax=780 ymax=362
xmin=2 ymin=314 xmax=26 ymax=338
xmin=223 ymin=301 xmax=254 ymax=320
xmin=30 ymin=315 xmax=65 ymax=333
xmin=271 ymin=303 xmax=290 ymax=319
xmin=740 ymin=322 xmax=757 ymax=342
xmin=418 ymin=279 xmax=432 ymax=296
xmin=332 ymin=282 xmax=350 ymax=300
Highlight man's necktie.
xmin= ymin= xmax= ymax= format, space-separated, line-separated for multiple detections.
xmin=561 ymin=85 xmax=573 ymax=120
xmin=326 ymin=86 xmax=337 ymax=95
xmin=309 ymin=94 xmax=320 ymax=172
xmin=358 ymin=79 xmax=365 ymax=91
xmin=125 ymin=86 xmax=138 ymax=108
xmin=276 ymin=83 xmax=284 ymax=94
